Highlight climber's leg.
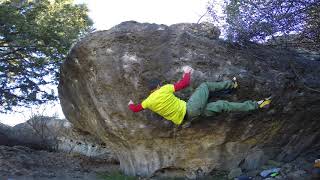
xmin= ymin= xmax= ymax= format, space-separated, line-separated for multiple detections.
xmin=205 ymin=80 xmax=235 ymax=92
xmin=202 ymin=100 xmax=258 ymax=117
xmin=186 ymin=81 xmax=236 ymax=120
xmin=186 ymin=82 xmax=209 ymax=120
xmin=186 ymin=81 xmax=237 ymax=120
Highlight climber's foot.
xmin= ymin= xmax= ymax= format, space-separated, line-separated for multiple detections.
xmin=257 ymin=97 xmax=271 ymax=109
xmin=232 ymin=77 xmax=238 ymax=89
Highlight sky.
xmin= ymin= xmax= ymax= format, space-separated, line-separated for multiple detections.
xmin=76 ymin=0 xmax=213 ymax=30
xmin=0 ymin=0 xmax=221 ymax=126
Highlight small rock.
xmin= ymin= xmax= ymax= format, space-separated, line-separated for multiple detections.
xmin=246 ymin=169 xmax=260 ymax=177
xmin=287 ymin=169 xmax=307 ymax=179
xmin=185 ymin=171 xmax=197 ymax=179
xmin=275 ymin=175 xmax=284 ymax=179
xmin=228 ymin=168 xmax=242 ymax=179
xmin=242 ymin=149 xmax=267 ymax=170
xmin=264 ymin=178 xmax=273 ymax=180
xmin=235 ymin=175 xmax=253 ymax=180
xmin=267 ymin=160 xmax=282 ymax=167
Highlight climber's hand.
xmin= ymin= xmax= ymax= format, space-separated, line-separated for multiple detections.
xmin=128 ymin=100 xmax=134 ymax=105
xmin=183 ymin=66 xmax=193 ymax=74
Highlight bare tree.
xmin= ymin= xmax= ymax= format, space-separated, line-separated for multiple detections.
xmin=208 ymin=0 xmax=320 ymax=45
xmin=26 ymin=114 xmax=63 ymax=151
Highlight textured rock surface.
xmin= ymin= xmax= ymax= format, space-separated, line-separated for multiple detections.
xmin=1 ymin=118 xmax=114 ymax=160
xmin=59 ymin=21 xmax=320 ymax=177
xmin=57 ymin=122 xmax=115 ymax=160
xmin=0 ymin=123 xmax=13 ymax=145
xmin=241 ymin=149 xmax=268 ymax=170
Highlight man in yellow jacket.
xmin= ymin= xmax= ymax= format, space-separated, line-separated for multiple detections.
xmin=129 ymin=66 xmax=271 ymax=126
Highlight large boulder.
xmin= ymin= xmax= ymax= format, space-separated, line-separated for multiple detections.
xmin=58 ymin=21 xmax=320 ymax=177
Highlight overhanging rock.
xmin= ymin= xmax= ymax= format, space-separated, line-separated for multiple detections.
xmin=58 ymin=21 xmax=320 ymax=177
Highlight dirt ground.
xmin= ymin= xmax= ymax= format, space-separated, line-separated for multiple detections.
xmin=0 ymin=145 xmax=119 ymax=180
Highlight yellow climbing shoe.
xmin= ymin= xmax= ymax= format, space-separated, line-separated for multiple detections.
xmin=258 ymin=97 xmax=271 ymax=108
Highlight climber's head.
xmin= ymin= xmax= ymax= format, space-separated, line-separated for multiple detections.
xmin=148 ymin=79 xmax=162 ymax=92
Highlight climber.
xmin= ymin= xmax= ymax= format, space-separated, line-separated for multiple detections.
xmin=128 ymin=66 xmax=271 ymax=127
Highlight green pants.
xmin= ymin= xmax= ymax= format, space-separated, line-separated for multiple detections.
xmin=186 ymin=81 xmax=258 ymax=120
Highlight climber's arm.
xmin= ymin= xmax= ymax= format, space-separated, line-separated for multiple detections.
xmin=128 ymin=100 xmax=144 ymax=112
xmin=174 ymin=72 xmax=190 ymax=91
xmin=174 ymin=66 xmax=192 ymax=91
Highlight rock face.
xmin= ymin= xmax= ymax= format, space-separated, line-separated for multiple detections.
xmin=0 ymin=123 xmax=13 ymax=145
xmin=58 ymin=21 xmax=320 ymax=177
xmin=1 ymin=118 xmax=114 ymax=160
xmin=57 ymin=122 xmax=115 ymax=160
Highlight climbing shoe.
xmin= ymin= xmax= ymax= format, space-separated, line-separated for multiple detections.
xmin=232 ymin=77 xmax=238 ymax=88
xmin=257 ymin=97 xmax=271 ymax=108
xmin=315 ymin=159 xmax=320 ymax=168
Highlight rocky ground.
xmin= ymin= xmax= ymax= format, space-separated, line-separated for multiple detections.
xmin=0 ymin=145 xmax=119 ymax=180
xmin=0 ymin=144 xmax=316 ymax=180
xmin=230 ymin=158 xmax=314 ymax=180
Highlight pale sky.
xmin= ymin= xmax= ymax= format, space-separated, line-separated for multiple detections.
xmin=1 ymin=0 xmax=218 ymax=126
xmin=77 ymin=0 xmax=212 ymax=30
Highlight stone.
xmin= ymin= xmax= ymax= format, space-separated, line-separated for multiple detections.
xmin=287 ymin=170 xmax=307 ymax=179
xmin=241 ymin=149 xmax=268 ymax=170
xmin=246 ymin=169 xmax=260 ymax=177
xmin=58 ymin=21 xmax=320 ymax=176
xmin=266 ymin=160 xmax=282 ymax=167
xmin=228 ymin=168 xmax=242 ymax=179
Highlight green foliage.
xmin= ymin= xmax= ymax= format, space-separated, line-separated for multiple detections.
xmin=98 ymin=171 xmax=138 ymax=180
xmin=208 ymin=0 xmax=320 ymax=43
xmin=0 ymin=0 xmax=93 ymax=112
